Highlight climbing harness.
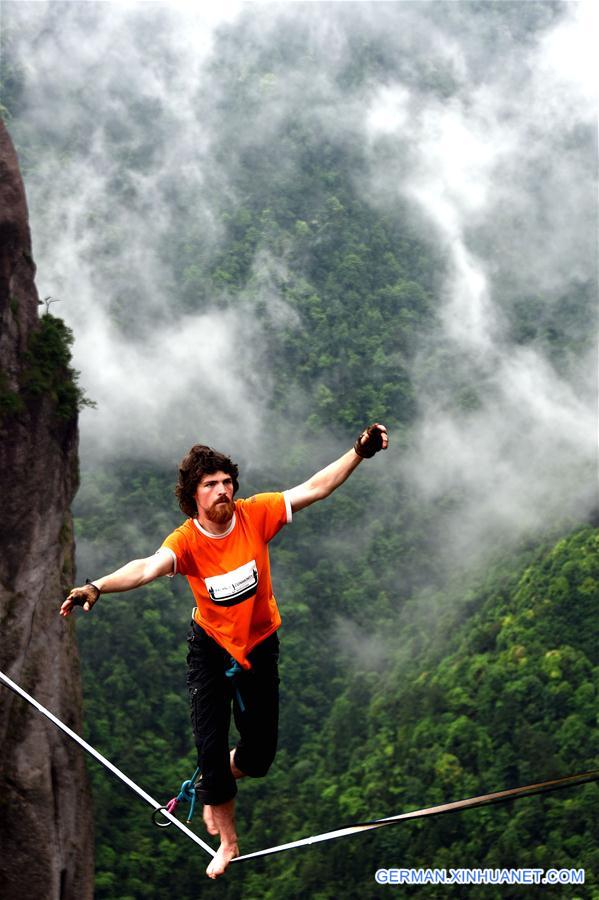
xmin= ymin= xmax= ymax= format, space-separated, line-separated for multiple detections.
xmin=3 ymin=668 xmax=599 ymax=865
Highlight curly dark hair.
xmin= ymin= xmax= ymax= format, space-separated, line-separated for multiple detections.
xmin=175 ymin=445 xmax=240 ymax=518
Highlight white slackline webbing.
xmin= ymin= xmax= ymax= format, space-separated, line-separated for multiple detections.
xmin=3 ymin=669 xmax=598 ymax=866
xmin=0 ymin=669 xmax=215 ymax=858
xmin=232 ymin=768 xmax=599 ymax=863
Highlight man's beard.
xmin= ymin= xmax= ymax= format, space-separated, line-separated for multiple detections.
xmin=206 ymin=497 xmax=235 ymax=525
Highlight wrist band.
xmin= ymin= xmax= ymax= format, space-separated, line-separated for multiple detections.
xmin=85 ymin=578 xmax=101 ymax=598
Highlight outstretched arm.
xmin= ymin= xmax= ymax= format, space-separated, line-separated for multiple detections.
xmin=59 ymin=550 xmax=174 ymax=617
xmin=286 ymin=423 xmax=388 ymax=513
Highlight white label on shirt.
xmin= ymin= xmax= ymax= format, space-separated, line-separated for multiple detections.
xmin=204 ymin=560 xmax=258 ymax=606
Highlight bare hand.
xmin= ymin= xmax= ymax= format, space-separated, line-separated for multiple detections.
xmin=354 ymin=423 xmax=389 ymax=458
xmin=60 ymin=582 xmax=100 ymax=617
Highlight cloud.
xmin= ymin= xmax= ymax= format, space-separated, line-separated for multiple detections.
xmin=77 ymin=304 xmax=273 ymax=463
xmin=332 ymin=616 xmax=390 ymax=672
xmin=6 ymin=1 xmax=274 ymax=464
xmin=361 ymin=1 xmax=597 ymax=554
xmin=5 ymin=1 xmax=596 ymax=561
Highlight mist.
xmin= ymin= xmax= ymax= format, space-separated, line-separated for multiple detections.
xmin=361 ymin=0 xmax=597 ymax=557
xmin=3 ymin=0 xmax=596 ymax=562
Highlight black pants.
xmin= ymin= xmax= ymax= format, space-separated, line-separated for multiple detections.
xmin=186 ymin=620 xmax=280 ymax=806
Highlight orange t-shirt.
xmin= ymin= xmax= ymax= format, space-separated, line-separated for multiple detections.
xmin=161 ymin=492 xmax=292 ymax=668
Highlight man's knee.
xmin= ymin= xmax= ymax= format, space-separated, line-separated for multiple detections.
xmin=239 ymin=761 xmax=274 ymax=779
xmin=234 ymin=745 xmax=276 ymax=779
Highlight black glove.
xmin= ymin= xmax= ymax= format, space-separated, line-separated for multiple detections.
xmin=354 ymin=424 xmax=387 ymax=459
xmin=69 ymin=579 xmax=101 ymax=609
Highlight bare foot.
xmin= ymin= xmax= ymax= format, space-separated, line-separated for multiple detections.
xmin=203 ymin=797 xmax=238 ymax=878
xmin=203 ymin=804 xmax=218 ymax=835
xmin=206 ymin=841 xmax=239 ymax=879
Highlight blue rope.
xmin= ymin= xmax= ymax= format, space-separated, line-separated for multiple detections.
xmin=225 ymin=657 xmax=245 ymax=713
xmin=167 ymin=766 xmax=201 ymax=822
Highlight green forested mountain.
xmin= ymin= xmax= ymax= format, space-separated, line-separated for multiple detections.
xmin=2 ymin=2 xmax=597 ymax=898
xmin=76 ymin=500 xmax=599 ymax=899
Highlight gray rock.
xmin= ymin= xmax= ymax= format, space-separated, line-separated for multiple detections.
xmin=0 ymin=120 xmax=94 ymax=900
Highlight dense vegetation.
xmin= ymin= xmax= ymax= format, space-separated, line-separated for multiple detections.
xmin=0 ymin=312 xmax=90 ymax=423
xmin=76 ymin=500 xmax=599 ymax=899
xmin=22 ymin=312 xmax=92 ymax=419
xmin=3 ymin=2 xmax=596 ymax=898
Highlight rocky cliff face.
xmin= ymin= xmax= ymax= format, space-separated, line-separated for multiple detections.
xmin=0 ymin=121 xmax=94 ymax=900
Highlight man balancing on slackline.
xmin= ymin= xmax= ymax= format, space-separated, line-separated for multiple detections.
xmin=60 ymin=423 xmax=388 ymax=878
